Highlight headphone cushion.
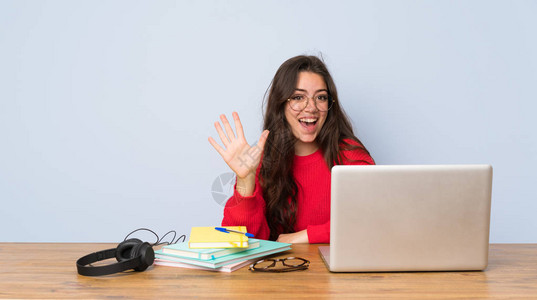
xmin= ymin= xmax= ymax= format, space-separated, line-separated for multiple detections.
xmin=116 ymin=238 xmax=143 ymax=262
xmin=133 ymin=242 xmax=155 ymax=272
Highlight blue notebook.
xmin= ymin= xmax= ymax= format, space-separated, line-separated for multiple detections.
xmin=162 ymin=239 xmax=260 ymax=260
xmin=155 ymin=239 xmax=291 ymax=269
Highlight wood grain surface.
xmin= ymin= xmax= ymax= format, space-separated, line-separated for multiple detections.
xmin=0 ymin=243 xmax=536 ymax=299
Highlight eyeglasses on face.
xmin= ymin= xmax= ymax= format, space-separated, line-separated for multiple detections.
xmin=249 ymin=257 xmax=310 ymax=273
xmin=287 ymin=93 xmax=335 ymax=112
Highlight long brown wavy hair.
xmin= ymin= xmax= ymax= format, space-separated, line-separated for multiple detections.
xmin=260 ymin=55 xmax=373 ymax=240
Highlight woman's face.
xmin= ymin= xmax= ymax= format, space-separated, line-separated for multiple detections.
xmin=284 ymin=71 xmax=328 ymax=156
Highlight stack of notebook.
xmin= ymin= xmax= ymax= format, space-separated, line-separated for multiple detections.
xmin=154 ymin=226 xmax=291 ymax=272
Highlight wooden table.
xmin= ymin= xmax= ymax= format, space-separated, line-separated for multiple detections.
xmin=0 ymin=243 xmax=536 ymax=299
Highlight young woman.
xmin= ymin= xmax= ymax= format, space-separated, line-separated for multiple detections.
xmin=209 ymin=55 xmax=374 ymax=243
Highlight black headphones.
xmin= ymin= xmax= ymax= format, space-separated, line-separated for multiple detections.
xmin=76 ymin=238 xmax=155 ymax=276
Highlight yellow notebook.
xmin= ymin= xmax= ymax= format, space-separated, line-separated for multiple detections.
xmin=188 ymin=226 xmax=249 ymax=249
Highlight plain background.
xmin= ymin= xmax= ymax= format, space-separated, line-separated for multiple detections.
xmin=1 ymin=0 xmax=535 ymax=243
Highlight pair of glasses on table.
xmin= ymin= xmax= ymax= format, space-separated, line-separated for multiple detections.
xmin=249 ymin=257 xmax=310 ymax=273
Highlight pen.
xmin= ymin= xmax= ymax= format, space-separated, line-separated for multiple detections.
xmin=215 ymin=227 xmax=254 ymax=238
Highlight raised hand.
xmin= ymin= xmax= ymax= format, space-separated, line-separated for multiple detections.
xmin=208 ymin=112 xmax=269 ymax=180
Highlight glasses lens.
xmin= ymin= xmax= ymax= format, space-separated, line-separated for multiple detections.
xmin=283 ymin=257 xmax=308 ymax=267
xmin=316 ymin=95 xmax=333 ymax=112
xmin=288 ymin=96 xmax=306 ymax=111
xmin=253 ymin=259 xmax=274 ymax=270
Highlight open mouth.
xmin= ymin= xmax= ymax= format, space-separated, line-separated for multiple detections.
xmin=299 ymin=118 xmax=318 ymax=129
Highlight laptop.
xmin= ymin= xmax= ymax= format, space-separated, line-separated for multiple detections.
xmin=319 ymin=164 xmax=493 ymax=272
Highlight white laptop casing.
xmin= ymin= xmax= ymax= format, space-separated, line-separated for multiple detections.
xmin=322 ymin=165 xmax=492 ymax=272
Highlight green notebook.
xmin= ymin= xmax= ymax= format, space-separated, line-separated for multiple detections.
xmin=155 ymin=239 xmax=291 ymax=269
xmin=162 ymin=240 xmax=260 ymax=260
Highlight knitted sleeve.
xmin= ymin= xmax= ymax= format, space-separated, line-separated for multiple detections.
xmin=341 ymin=139 xmax=375 ymax=165
xmin=221 ymin=170 xmax=271 ymax=240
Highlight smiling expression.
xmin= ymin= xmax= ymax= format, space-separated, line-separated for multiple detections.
xmin=284 ymin=71 xmax=329 ymax=156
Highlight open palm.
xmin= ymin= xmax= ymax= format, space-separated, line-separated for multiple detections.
xmin=208 ymin=112 xmax=269 ymax=179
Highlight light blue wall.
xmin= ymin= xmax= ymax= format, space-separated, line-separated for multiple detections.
xmin=1 ymin=0 xmax=535 ymax=242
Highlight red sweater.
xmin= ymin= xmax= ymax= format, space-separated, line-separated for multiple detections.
xmin=222 ymin=142 xmax=374 ymax=243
